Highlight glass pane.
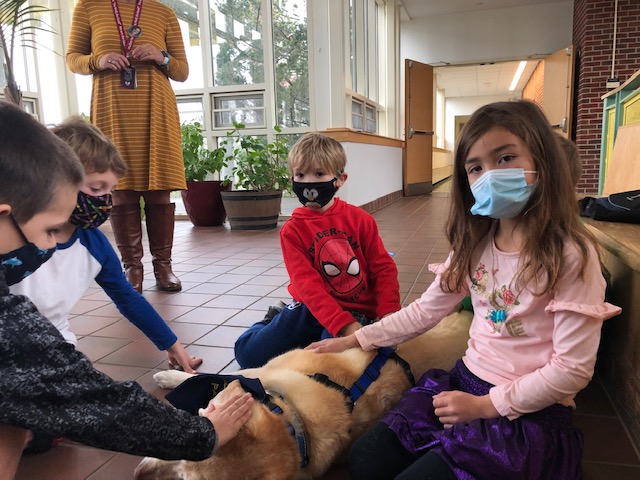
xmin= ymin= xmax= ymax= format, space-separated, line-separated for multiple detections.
xmin=178 ymin=99 xmax=204 ymax=124
xmin=349 ymin=0 xmax=356 ymax=90
xmin=213 ymin=94 xmax=265 ymax=127
xmin=215 ymin=94 xmax=264 ymax=110
xmin=365 ymin=105 xmax=375 ymax=120
xmin=352 ymin=100 xmax=363 ymax=115
xmin=214 ymin=108 xmax=264 ymax=128
xmin=159 ymin=0 xmax=204 ymax=89
xmin=210 ymin=0 xmax=265 ymax=86
xmin=366 ymin=119 xmax=375 ymax=133
xmin=352 ymin=114 xmax=363 ymax=130
xmin=272 ymin=0 xmax=310 ymax=127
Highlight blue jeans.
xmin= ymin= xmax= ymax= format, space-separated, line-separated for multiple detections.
xmin=234 ymin=302 xmax=327 ymax=368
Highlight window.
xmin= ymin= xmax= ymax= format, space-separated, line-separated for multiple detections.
xmin=365 ymin=104 xmax=376 ymax=132
xmin=177 ymin=97 xmax=204 ymax=125
xmin=212 ymin=92 xmax=265 ymax=128
xmin=160 ymin=0 xmax=204 ymax=89
xmin=210 ymin=0 xmax=265 ymax=86
xmin=351 ymin=97 xmax=377 ymax=133
xmin=347 ymin=0 xmax=383 ymax=134
xmin=272 ymin=0 xmax=310 ymax=127
xmin=348 ymin=0 xmax=378 ymax=101
xmin=352 ymin=99 xmax=363 ymax=130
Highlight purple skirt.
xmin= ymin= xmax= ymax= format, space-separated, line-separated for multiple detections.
xmin=382 ymin=360 xmax=583 ymax=480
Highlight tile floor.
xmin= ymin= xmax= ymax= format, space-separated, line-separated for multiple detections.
xmin=14 ymin=188 xmax=640 ymax=480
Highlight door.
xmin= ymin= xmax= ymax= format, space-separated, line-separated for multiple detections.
xmin=404 ymin=59 xmax=434 ymax=196
xmin=543 ymin=46 xmax=575 ymax=138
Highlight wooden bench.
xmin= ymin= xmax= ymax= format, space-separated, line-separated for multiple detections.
xmin=583 ymin=120 xmax=640 ymax=453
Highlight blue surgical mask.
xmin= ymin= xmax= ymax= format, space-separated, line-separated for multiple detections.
xmin=0 ymin=214 xmax=56 ymax=286
xmin=292 ymin=178 xmax=338 ymax=208
xmin=470 ymin=168 xmax=537 ymax=219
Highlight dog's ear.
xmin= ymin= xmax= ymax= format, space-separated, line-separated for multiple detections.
xmin=166 ymin=374 xmax=267 ymax=415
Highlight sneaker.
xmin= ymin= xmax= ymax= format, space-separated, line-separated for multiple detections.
xmin=262 ymin=300 xmax=288 ymax=324
xmin=23 ymin=431 xmax=63 ymax=454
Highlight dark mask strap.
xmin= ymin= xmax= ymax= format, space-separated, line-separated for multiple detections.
xmin=9 ymin=213 xmax=30 ymax=244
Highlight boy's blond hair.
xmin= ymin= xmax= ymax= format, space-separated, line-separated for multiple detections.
xmin=287 ymin=133 xmax=346 ymax=176
xmin=51 ymin=116 xmax=127 ymax=178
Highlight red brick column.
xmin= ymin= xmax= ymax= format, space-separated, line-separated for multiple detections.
xmin=572 ymin=0 xmax=640 ymax=194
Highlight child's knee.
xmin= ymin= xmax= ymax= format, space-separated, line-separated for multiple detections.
xmin=234 ymin=332 xmax=258 ymax=368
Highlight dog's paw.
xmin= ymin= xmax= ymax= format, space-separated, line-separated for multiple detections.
xmin=153 ymin=370 xmax=194 ymax=389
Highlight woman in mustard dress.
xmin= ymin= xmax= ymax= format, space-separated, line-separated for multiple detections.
xmin=66 ymin=0 xmax=188 ymax=292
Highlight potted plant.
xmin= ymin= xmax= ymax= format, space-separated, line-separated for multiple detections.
xmin=181 ymin=120 xmax=231 ymax=226
xmin=221 ymin=122 xmax=292 ymax=230
xmin=1 ymin=0 xmax=54 ymax=106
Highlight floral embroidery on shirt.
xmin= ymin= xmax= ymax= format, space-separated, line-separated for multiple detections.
xmin=470 ymin=263 xmax=521 ymax=334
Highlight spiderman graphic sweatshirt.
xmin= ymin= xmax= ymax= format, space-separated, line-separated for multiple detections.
xmin=280 ymin=197 xmax=401 ymax=336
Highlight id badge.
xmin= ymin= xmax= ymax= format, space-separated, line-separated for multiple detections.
xmin=121 ymin=66 xmax=137 ymax=89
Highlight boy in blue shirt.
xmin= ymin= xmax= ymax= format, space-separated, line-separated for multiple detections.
xmin=0 ymin=101 xmax=252 ymax=478
xmin=11 ymin=116 xmax=201 ymax=374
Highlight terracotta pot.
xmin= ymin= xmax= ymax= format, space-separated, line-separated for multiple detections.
xmin=181 ymin=181 xmax=231 ymax=226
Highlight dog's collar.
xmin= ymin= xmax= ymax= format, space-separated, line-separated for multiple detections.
xmin=264 ymin=389 xmax=309 ymax=469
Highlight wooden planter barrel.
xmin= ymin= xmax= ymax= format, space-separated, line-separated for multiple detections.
xmin=220 ymin=190 xmax=283 ymax=230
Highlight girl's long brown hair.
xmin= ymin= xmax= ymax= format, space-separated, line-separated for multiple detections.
xmin=442 ymin=100 xmax=598 ymax=295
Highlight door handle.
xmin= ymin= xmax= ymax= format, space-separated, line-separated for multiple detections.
xmin=408 ymin=125 xmax=434 ymax=139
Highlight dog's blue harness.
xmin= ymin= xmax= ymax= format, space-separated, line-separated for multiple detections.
xmin=350 ymin=347 xmax=399 ymax=403
xmin=263 ymin=391 xmax=310 ymax=468
xmin=166 ymin=349 xmax=414 ymax=470
xmin=267 ymin=347 xmax=415 ymax=469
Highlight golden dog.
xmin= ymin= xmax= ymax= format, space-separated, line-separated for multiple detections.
xmin=134 ymin=310 xmax=472 ymax=480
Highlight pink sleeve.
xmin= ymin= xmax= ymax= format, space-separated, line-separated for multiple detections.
xmin=355 ymin=253 xmax=465 ymax=350
xmin=490 ymin=244 xmax=621 ymax=419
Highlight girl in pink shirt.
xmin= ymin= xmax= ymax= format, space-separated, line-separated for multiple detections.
xmin=308 ymin=100 xmax=621 ymax=480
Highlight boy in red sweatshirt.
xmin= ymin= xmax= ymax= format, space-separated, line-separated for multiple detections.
xmin=234 ymin=133 xmax=400 ymax=368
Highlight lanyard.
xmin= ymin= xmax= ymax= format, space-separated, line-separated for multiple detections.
xmin=110 ymin=0 xmax=144 ymax=56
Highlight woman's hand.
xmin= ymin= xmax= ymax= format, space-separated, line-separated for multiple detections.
xmin=305 ymin=334 xmax=360 ymax=353
xmin=130 ymin=43 xmax=164 ymax=64
xmin=166 ymin=341 xmax=203 ymax=373
xmin=432 ymin=391 xmax=499 ymax=428
xmin=199 ymin=393 xmax=254 ymax=451
xmin=99 ymin=53 xmax=129 ymax=71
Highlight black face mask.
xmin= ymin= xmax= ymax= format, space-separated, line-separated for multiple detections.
xmin=0 ymin=214 xmax=56 ymax=286
xmin=292 ymin=178 xmax=338 ymax=208
xmin=69 ymin=191 xmax=113 ymax=229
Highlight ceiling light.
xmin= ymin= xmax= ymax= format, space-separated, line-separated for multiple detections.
xmin=509 ymin=61 xmax=527 ymax=91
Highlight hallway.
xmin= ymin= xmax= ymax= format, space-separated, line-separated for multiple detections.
xmin=15 ymin=190 xmax=640 ymax=479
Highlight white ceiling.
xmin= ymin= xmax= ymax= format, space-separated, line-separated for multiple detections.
xmin=400 ymin=1 xmax=555 ymax=97
xmin=399 ymin=0 xmax=563 ymax=20
xmin=435 ymin=60 xmax=539 ymax=98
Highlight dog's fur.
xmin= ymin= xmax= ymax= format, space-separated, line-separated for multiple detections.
xmin=134 ymin=310 xmax=472 ymax=480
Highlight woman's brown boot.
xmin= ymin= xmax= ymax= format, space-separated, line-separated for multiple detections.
xmin=109 ymin=204 xmax=144 ymax=293
xmin=145 ymin=203 xmax=182 ymax=292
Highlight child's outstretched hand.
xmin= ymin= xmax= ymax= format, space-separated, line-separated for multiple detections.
xmin=432 ymin=391 xmax=499 ymax=428
xmin=167 ymin=341 xmax=203 ymax=373
xmin=199 ymin=393 xmax=254 ymax=451
xmin=306 ymin=334 xmax=360 ymax=353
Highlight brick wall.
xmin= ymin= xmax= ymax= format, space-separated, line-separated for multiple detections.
xmin=573 ymin=0 xmax=640 ymax=194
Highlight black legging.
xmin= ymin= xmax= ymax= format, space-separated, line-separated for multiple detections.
xmin=349 ymin=422 xmax=457 ymax=480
